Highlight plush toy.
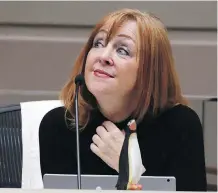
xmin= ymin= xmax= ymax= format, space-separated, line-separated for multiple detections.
xmin=116 ymin=119 xmax=146 ymax=190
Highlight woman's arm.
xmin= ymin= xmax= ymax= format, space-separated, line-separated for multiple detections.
xmin=39 ymin=107 xmax=76 ymax=178
xmin=165 ymin=107 xmax=207 ymax=191
xmin=39 ymin=108 xmax=61 ymax=177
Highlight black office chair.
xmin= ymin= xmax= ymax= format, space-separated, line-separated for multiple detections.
xmin=0 ymin=104 xmax=22 ymax=188
xmin=202 ymin=98 xmax=217 ymax=191
xmin=0 ymin=101 xmax=62 ymax=189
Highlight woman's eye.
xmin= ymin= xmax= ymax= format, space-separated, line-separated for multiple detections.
xmin=93 ymin=40 xmax=104 ymax=48
xmin=117 ymin=47 xmax=129 ymax=56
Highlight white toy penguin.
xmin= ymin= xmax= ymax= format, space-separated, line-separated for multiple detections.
xmin=116 ymin=119 xmax=146 ymax=190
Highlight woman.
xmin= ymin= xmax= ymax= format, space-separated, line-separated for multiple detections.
xmin=39 ymin=8 xmax=207 ymax=191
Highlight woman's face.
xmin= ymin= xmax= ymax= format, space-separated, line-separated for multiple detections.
xmin=84 ymin=20 xmax=139 ymax=99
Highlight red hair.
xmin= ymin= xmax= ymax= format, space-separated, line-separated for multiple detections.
xmin=60 ymin=8 xmax=187 ymax=128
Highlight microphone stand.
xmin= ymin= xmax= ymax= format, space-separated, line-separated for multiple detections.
xmin=75 ymin=80 xmax=82 ymax=189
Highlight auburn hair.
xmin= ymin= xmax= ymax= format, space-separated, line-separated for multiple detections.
xmin=60 ymin=8 xmax=188 ymax=129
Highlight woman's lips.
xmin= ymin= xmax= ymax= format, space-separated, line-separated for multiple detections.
xmin=93 ymin=69 xmax=114 ymax=78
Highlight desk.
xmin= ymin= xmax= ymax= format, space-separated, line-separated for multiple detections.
xmin=0 ymin=189 xmax=203 ymax=193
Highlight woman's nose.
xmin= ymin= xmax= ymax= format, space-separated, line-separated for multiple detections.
xmin=100 ymin=57 xmax=113 ymax=66
xmin=99 ymin=48 xmax=114 ymax=66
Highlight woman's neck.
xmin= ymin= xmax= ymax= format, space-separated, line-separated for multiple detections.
xmin=97 ymin=95 xmax=136 ymax=123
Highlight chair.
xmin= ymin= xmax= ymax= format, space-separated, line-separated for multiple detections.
xmin=206 ymin=166 xmax=217 ymax=191
xmin=0 ymin=104 xmax=22 ymax=188
xmin=202 ymin=98 xmax=217 ymax=191
xmin=0 ymin=100 xmax=63 ymax=189
xmin=20 ymin=100 xmax=63 ymax=189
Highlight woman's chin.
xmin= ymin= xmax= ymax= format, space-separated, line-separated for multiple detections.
xmin=88 ymin=84 xmax=113 ymax=96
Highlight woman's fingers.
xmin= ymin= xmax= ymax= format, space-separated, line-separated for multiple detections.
xmin=92 ymin=134 xmax=104 ymax=148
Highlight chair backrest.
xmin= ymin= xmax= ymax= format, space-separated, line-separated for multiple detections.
xmin=20 ymin=100 xmax=63 ymax=189
xmin=0 ymin=100 xmax=63 ymax=189
xmin=0 ymin=104 xmax=22 ymax=188
xmin=206 ymin=167 xmax=217 ymax=191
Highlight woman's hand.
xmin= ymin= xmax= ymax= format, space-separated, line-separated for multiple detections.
xmin=90 ymin=121 xmax=125 ymax=172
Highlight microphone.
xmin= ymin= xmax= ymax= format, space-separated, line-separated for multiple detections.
xmin=75 ymin=74 xmax=84 ymax=86
xmin=74 ymin=74 xmax=84 ymax=189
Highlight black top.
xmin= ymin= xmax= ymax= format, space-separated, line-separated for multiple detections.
xmin=39 ymin=104 xmax=207 ymax=191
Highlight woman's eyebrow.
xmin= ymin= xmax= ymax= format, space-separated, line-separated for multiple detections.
xmin=116 ymin=34 xmax=135 ymax=44
xmin=96 ymin=29 xmax=108 ymax=36
xmin=96 ymin=30 xmax=136 ymax=45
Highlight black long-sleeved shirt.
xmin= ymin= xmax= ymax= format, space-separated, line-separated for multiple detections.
xmin=39 ymin=104 xmax=207 ymax=191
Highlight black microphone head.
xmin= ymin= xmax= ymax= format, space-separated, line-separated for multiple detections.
xmin=75 ymin=74 xmax=85 ymax=85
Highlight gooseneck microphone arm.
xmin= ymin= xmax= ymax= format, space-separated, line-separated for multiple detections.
xmin=74 ymin=74 xmax=84 ymax=190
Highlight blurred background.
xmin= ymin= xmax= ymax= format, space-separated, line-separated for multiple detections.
xmin=0 ymin=1 xmax=217 ymax=190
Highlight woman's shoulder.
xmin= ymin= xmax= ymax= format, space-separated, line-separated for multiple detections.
xmin=138 ymin=104 xmax=204 ymax=152
xmin=40 ymin=106 xmax=66 ymax=123
xmin=161 ymin=104 xmax=201 ymax=124
xmin=139 ymin=104 xmax=202 ymax=135
xmin=39 ymin=106 xmax=70 ymax=134
xmin=157 ymin=104 xmax=203 ymax=135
